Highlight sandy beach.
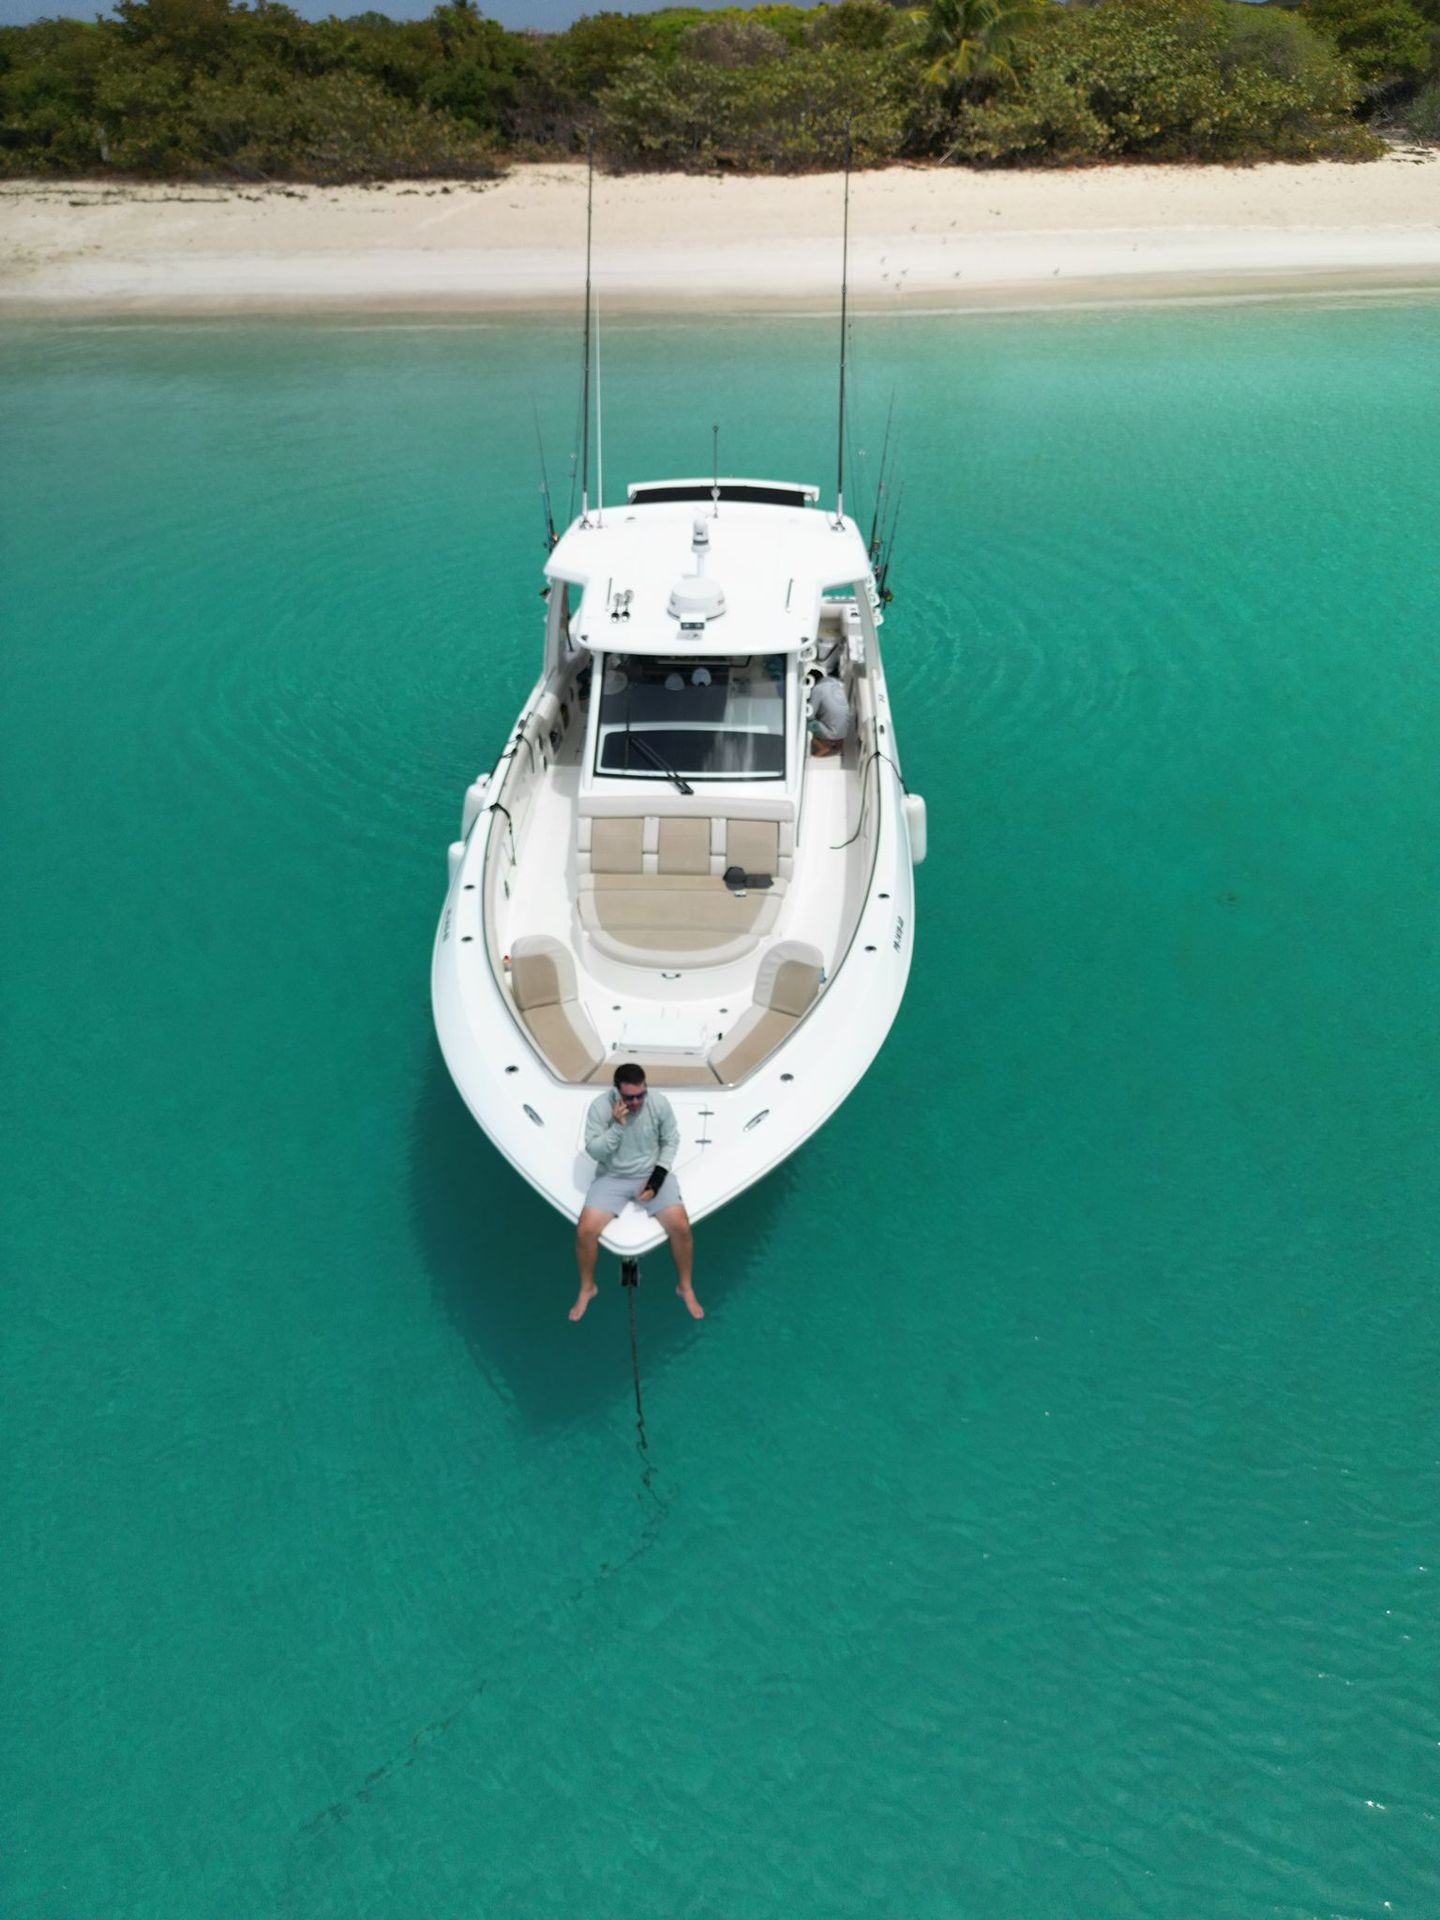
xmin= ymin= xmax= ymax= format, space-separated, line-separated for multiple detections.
xmin=3 ymin=155 xmax=1439 ymax=315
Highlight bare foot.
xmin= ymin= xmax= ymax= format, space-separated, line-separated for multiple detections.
xmin=569 ymin=1284 xmax=598 ymax=1323
xmin=677 ymin=1286 xmax=705 ymax=1321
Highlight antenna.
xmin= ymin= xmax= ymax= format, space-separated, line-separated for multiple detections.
xmin=580 ymin=139 xmax=595 ymax=526
xmin=835 ymin=131 xmax=853 ymax=527
xmin=594 ymin=284 xmax=604 ymax=527
xmin=711 ymin=422 xmax=720 ymax=516
xmin=533 ymin=399 xmax=557 ymax=549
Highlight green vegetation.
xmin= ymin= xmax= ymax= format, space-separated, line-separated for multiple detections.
xmin=3 ymin=0 xmax=1434 ymax=182
xmin=1412 ymin=76 xmax=1440 ymax=131
xmin=949 ymin=0 xmax=1380 ymax=163
xmin=1300 ymin=0 xmax=1433 ymax=97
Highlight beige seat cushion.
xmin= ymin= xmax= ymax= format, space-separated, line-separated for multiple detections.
xmin=591 ymin=816 xmax=644 ymax=873
xmin=710 ymin=1007 xmax=796 ymax=1086
xmin=525 ymin=1003 xmax=605 ymax=1083
xmin=577 ymin=801 xmax=795 ymax=884
xmin=658 ymin=816 xmax=711 ymax=875
xmin=510 ymin=934 xmax=604 ymax=1083
xmin=708 ymin=939 xmax=825 ymax=1084
xmin=574 ymin=802 xmax=794 ymax=969
xmin=588 ymin=927 xmax=767 ymax=970
xmin=511 ymin=937 xmax=570 ymax=1010
xmin=755 ymin=941 xmax=824 ymax=1018
xmin=726 ymin=817 xmax=779 ymax=877
xmin=620 ymin=1060 xmax=720 ymax=1086
xmin=578 ymin=872 xmax=786 ymax=968
xmin=587 ymin=876 xmax=774 ymax=937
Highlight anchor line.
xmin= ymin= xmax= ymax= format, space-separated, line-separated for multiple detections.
xmin=830 ymin=747 xmax=909 ymax=851
xmin=625 ymin=1285 xmax=653 ymax=1476
xmin=486 ymin=799 xmax=517 ymax=862
xmin=622 ymin=1259 xmax=656 ymax=1466
xmin=620 ymin=1258 xmax=664 ymax=1502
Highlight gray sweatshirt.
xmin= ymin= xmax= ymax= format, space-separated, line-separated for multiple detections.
xmin=584 ymin=1090 xmax=681 ymax=1181
xmin=809 ymin=674 xmax=851 ymax=741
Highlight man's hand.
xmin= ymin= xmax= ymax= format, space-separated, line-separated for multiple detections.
xmin=639 ymin=1187 xmax=655 ymax=1203
xmin=612 ymin=1097 xmax=630 ymax=1125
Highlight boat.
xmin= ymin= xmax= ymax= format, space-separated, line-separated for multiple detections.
xmin=431 ymin=181 xmax=925 ymax=1261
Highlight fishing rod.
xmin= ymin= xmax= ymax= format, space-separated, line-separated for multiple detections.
xmin=532 ymin=400 xmax=557 ymax=549
xmin=878 ymin=479 xmax=906 ymax=601
xmin=834 ymin=131 xmax=853 ymax=528
xmin=580 ymin=138 xmax=595 ymax=527
xmin=873 ymin=415 xmax=904 ymax=577
xmin=875 ymin=459 xmax=900 ymax=574
xmin=594 ymin=281 xmax=605 ymax=527
xmin=844 ymin=381 xmax=871 ymax=556
xmin=867 ymin=391 xmax=896 ymax=561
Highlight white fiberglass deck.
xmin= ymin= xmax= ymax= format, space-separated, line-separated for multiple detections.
xmin=496 ymin=744 xmax=861 ymax=1074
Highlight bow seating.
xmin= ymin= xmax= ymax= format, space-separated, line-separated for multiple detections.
xmin=576 ymin=796 xmax=794 ymax=969
xmin=509 ymin=935 xmax=605 ymax=1082
xmin=709 ymin=941 xmax=824 ymax=1085
xmin=507 ymin=935 xmax=825 ymax=1087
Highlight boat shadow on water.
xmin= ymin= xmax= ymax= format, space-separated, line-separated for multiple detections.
xmin=408 ymin=1057 xmax=798 ymax=1432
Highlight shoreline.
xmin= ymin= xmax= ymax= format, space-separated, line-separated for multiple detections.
xmin=3 ymin=157 xmax=1439 ymax=318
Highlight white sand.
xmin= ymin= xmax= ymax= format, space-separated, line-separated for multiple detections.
xmin=3 ymin=156 xmax=1439 ymax=315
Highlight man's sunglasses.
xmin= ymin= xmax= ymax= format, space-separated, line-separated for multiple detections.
xmin=620 ymin=1089 xmax=648 ymax=1105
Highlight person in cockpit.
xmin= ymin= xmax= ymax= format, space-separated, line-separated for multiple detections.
xmin=806 ymin=666 xmax=851 ymax=757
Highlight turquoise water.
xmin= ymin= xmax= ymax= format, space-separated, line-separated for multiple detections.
xmin=4 ymin=301 xmax=1438 ymax=1918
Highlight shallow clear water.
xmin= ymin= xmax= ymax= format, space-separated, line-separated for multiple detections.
xmin=4 ymin=302 xmax=1439 ymax=1918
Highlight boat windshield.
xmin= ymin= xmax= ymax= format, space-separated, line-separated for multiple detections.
xmin=594 ymin=656 xmax=787 ymax=782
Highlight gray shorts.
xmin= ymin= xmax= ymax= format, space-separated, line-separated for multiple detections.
xmin=583 ymin=1171 xmax=684 ymax=1219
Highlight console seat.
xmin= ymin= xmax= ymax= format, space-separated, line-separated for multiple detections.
xmin=576 ymin=798 xmax=794 ymax=969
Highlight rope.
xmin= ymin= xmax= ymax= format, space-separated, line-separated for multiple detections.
xmin=625 ymin=1288 xmax=653 ymax=1474
xmin=487 ymin=799 xmax=517 ymax=863
xmin=829 ymin=746 xmax=910 ymax=850
xmin=621 ymin=1261 xmax=654 ymax=1484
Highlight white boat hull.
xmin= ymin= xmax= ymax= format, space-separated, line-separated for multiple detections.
xmin=431 ymin=488 xmax=920 ymax=1259
xmin=432 ymin=761 xmax=914 ymax=1257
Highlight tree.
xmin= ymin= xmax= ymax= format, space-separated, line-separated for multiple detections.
xmin=680 ymin=18 xmax=789 ymax=64
xmin=914 ymin=0 xmax=1052 ymax=94
xmin=1302 ymin=0 xmax=1430 ymax=95
xmin=946 ymin=0 xmax=1379 ymax=162
xmin=805 ymin=0 xmax=904 ymax=50
xmin=112 ymin=0 xmax=236 ymax=76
